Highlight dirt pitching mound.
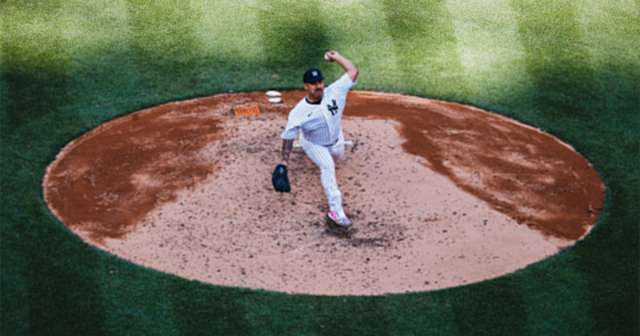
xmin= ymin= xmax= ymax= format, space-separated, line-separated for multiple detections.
xmin=43 ymin=91 xmax=604 ymax=295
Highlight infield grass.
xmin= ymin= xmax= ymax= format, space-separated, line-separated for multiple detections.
xmin=2 ymin=1 xmax=639 ymax=335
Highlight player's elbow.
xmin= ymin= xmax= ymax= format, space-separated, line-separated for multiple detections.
xmin=348 ymin=68 xmax=359 ymax=82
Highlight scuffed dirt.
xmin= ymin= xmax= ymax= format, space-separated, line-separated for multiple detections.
xmin=43 ymin=91 xmax=604 ymax=295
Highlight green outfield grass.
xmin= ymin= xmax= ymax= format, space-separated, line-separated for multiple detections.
xmin=1 ymin=1 xmax=638 ymax=335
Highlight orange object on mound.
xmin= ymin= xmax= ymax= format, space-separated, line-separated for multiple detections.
xmin=233 ymin=103 xmax=261 ymax=117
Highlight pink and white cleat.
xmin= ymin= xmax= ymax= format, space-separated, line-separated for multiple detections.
xmin=327 ymin=211 xmax=352 ymax=228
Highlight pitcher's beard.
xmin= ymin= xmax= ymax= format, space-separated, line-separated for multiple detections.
xmin=308 ymin=90 xmax=323 ymax=102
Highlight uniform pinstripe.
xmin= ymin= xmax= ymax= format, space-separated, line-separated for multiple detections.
xmin=281 ymin=74 xmax=356 ymax=218
xmin=300 ymin=132 xmax=346 ymax=216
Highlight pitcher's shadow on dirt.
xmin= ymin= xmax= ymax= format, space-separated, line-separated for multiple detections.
xmin=322 ymin=219 xmax=390 ymax=248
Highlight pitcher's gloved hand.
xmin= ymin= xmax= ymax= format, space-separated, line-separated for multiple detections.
xmin=272 ymin=164 xmax=291 ymax=192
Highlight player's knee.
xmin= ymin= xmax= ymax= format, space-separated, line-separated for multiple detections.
xmin=319 ymin=165 xmax=335 ymax=175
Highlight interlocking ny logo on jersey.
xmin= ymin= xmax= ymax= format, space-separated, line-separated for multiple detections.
xmin=327 ymin=99 xmax=338 ymax=116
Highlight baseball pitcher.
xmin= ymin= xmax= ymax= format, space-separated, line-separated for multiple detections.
xmin=273 ymin=50 xmax=359 ymax=227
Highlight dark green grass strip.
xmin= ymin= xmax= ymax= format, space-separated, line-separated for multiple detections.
xmin=168 ymin=282 xmax=250 ymax=336
xmin=574 ymin=180 xmax=640 ymax=336
xmin=2 ymin=188 xmax=108 ymax=335
xmin=311 ymin=296 xmax=392 ymax=335
xmin=1 ymin=39 xmax=109 ymax=331
xmin=257 ymin=0 xmax=330 ymax=84
xmin=506 ymin=3 xmax=601 ymax=334
xmin=1 ymin=57 xmax=90 ymax=164
xmin=234 ymin=293 xmax=316 ymax=336
xmin=25 ymin=217 xmax=107 ymax=336
xmin=450 ymin=281 xmax=527 ymax=336
xmin=509 ymin=2 xmax=640 ymax=335
xmin=124 ymin=1 xmax=206 ymax=102
xmin=382 ymin=0 xmax=469 ymax=99
xmin=2 ymin=61 xmax=71 ymax=134
xmin=577 ymin=201 xmax=640 ymax=335
xmin=510 ymin=0 xmax=599 ymax=122
xmin=1 ymin=2 xmax=72 ymax=135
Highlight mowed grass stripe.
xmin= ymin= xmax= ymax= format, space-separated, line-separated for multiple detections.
xmin=311 ymin=296 xmax=393 ymax=335
xmin=574 ymin=185 xmax=640 ymax=336
xmin=257 ymin=0 xmax=331 ymax=88
xmin=450 ymin=279 xmax=527 ymax=335
xmin=1 ymin=4 xmax=105 ymax=333
xmin=56 ymin=0 xmax=153 ymax=127
xmin=120 ymin=3 xmax=254 ymax=334
xmin=574 ymin=4 xmax=639 ymax=329
xmin=0 ymin=6 xmax=63 ymax=329
xmin=189 ymin=1 xmax=273 ymax=91
xmin=509 ymin=1 xmax=628 ymax=334
xmin=2 ymin=3 xmax=130 ymax=334
xmin=380 ymin=293 xmax=459 ymax=335
xmin=167 ymin=283 xmax=252 ymax=336
xmin=440 ymin=1 xmax=607 ymax=333
xmin=510 ymin=0 xmax=599 ymax=125
xmin=10 ymin=207 xmax=109 ymax=335
xmin=96 ymin=262 xmax=185 ymax=335
xmin=1 ymin=4 xmax=12 ymax=141
xmin=0 ymin=240 xmax=30 ymax=335
xmin=4 ymin=180 xmax=109 ymax=333
xmin=315 ymin=1 xmax=401 ymax=90
xmin=81 ymin=4 xmax=184 ymax=335
xmin=1 ymin=2 xmax=75 ymax=137
xmin=234 ymin=293 xmax=319 ymax=336
xmin=516 ymin=255 xmax=596 ymax=335
xmin=0 ymin=13 xmax=7 ymax=138
xmin=444 ymin=0 xmax=532 ymax=108
xmin=124 ymin=0 xmax=206 ymax=102
xmin=189 ymin=1 xmax=265 ymax=61
xmin=576 ymin=0 xmax=640 ymax=135
xmin=381 ymin=0 xmax=470 ymax=99
xmin=380 ymin=2 xmax=529 ymax=333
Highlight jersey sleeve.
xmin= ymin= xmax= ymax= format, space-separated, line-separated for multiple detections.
xmin=327 ymin=73 xmax=357 ymax=96
xmin=280 ymin=107 xmax=302 ymax=140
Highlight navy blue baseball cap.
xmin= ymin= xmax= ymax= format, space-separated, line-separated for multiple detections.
xmin=303 ymin=68 xmax=324 ymax=83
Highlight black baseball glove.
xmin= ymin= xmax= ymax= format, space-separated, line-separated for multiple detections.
xmin=272 ymin=164 xmax=291 ymax=192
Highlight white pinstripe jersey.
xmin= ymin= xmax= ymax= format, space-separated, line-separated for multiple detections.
xmin=281 ymin=74 xmax=356 ymax=146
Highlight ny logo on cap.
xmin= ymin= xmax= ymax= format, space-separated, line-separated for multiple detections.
xmin=312 ymin=71 xmax=318 ymax=76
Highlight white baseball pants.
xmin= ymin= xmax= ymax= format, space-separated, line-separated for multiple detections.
xmin=300 ymin=133 xmax=346 ymax=217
